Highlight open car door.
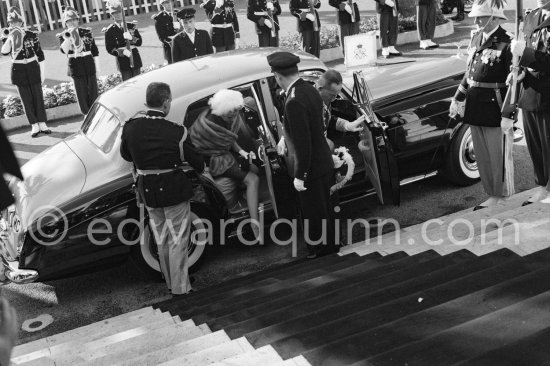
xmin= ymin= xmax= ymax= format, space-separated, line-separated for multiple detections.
xmin=353 ymin=71 xmax=400 ymax=205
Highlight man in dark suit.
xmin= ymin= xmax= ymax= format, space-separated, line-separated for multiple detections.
xmin=328 ymin=0 xmax=360 ymax=54
xmin=511 ymin=0 xmax=550 ymax=204
xmin=289 ymin=0 xmax=321 ymax=57
xmin=203 ymin=0 xmax=240 ymax=52
xmin=171 ymin=8 xmax=213 ymax=63
xmin=152 ymin=0 xmax=179 ymax=64
xmin=247 ymin=0 xmax=282 ymax=47
xmin=104 ymin=3 xmax=143 ymax=81
xmin=374 ymin=0 xmax=401 ymax=58
xmin=268 ymin=51 xmax=337 ymax=258
xmin=416 ymin=0 xmax=439 ymax=50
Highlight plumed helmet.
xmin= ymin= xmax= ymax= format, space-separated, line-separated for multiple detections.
xmin=105 ymin=0 xmax=123 ymax=14
xmin=62 ymin=6 xmax=80 ymax=26
xmin=7 ymin=6 xmax=24 ymax=23
xmin=469 ymin=0 xmax=508 ymax=19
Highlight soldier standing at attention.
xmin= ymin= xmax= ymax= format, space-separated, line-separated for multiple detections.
xmin=1 ymin=6 xmax=50 ymax=138
xmin=203 ymin=0 xmax=240 ymax=52
xmin=104 ymin=1 xmax=143 ymax=81
xmin=247 ymin=0 xmax=282 ymax=47
xmin=449 ymin=2 xmax=514 ymax=210
xmin=328 ymin=0 xmax=360 ymax=54
xmin=153 ymin=0 xmax=179 ymax=64
xmin=120 ymin=82 xmax=204 ymax=296
xmin=290 ymin=0 xmax=321 ymax=57
xmin=171 ymin=8 xmax=214 ymax=62
xmin=375 ymin=0 xmax=401 ymax=58
xmin=59 ymin=6 xmax=100 ymax=115
xmin=510 ymin=0 xmax=550 ymax=204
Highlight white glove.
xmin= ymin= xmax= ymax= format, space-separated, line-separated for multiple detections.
xmin=344 ymin=4 xmax=352 ymax=14
xmin=511 ymin=39 xmax=526 ymax=58
xmin=293 ymin=178 xmax=306 ymax=191
xmin=449 ymin=99 xmax=465 ymax=118
xmin=345 ymin=115 xmax=366 ymax=132
xmin=238 ymin=149 xmax=249 ymax=159
xmin=266 ymin=1 xmax=274 ymax=10
xmin=1 ymin=37 xmax=12 ymax=54
xmin=234 ymin=38 xmax=239 ymax=49
xmin=123 ymin=31 xmax=133 ymax=41
xmin=215 ymin=0 xmax=224 ymax=8
xmin=264 ymin=18 xmax=273 ymax=28
xmin=277 ymin=136 xmax=286 ymax=155
xmin=173 ymin=21 xmax=181 ymax=30
xmin=385 ymin=0 xmax=395 ymax=7
xmin=61 ymin=38 xmax=72 ymax=54
xmin=123 ymin=48 xmax=132 ymax=58
xmin=39 ymin=61 xmax=46 ymax=84
xmin=506 ymin=69 xmax=526 ymax=85
xmin=94 ymin=56 xmax=101 ymax=76
xmin=306 ymin=13 xmax=316 ymax=22
xmin=501 ymin=117 xmax=514 ymax=133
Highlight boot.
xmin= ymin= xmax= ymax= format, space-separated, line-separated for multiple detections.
xmin=381 ymin=47 xmax=390 ymax=58
xmin=451 ymin=0 xmax=465 ymax=21
xmin=31 ymin=123 xmax=40 ymax=138
xmin=38 ymin=122 xmax=51 ymax=134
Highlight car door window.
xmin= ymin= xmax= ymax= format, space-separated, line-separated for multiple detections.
xmin=81 ymin=103 xmax=121 ymax=154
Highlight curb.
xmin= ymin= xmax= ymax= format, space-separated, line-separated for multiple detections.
xmin=1 ymin=103 xmax=82 ymax=133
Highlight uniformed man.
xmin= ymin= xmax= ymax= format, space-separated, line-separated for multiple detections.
xmin=375 ymin=0 xmax=401 ymax=58
xmin=152 ymin=0 xmax=179 ymax=64
xmin=329 ymin=0 xmax=360 ymax=54
xmin=268 ymin=51 xmax=337 ymax=258
xmin=290 ymin=0 xmax=321 ymax=58
xmin=104 ymin=2 xmax=143 ymax=81
xmin=58 ymin=6 xmax=100 ymax=115
xmin=0 ymin=6 xmax=50 ymax=138
xmin=510 ymin=0 xmax=550 ymax=204
xmin=247 ymin=0 xmax=282 ymax=47
xmin=171 ymin=7 xmax=213 ymax=63
xmin=203 ymin=0 xmax=240 ymax=52
xmin=120 ymin=82 xmax=204 ymax=296
xmin=449 ymin=1 xmax=513 ymax=210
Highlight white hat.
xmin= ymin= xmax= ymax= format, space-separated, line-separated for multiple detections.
xmin=469 ymin=1 xmax=507 ymax=19
xmin=209 ymin=89 xmax=244 ymax=116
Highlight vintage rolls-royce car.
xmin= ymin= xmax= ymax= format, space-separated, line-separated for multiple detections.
xmin=0 ymin=49 xmax=478 ymax=285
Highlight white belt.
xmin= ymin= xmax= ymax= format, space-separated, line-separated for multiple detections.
xmin=254 ymin=11 xmax=268 ymax=16
xmin=12 ymin=55 xmax=37 ymax=64
xmin=136 ymin=168 xmax=179 ymax=176
xmin=117 ymin=45 xmax=137 ymax=51
xmin=212 ymin=23 xmax=233 ymax=28
xmin=68 ymin=51 xmax=92 ymax=58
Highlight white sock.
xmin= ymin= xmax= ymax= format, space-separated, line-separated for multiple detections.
xmin=38 ymin=122 xmax=49 ymax=131
xmin=31 ymin=124 xmax=39 ymax=133
xmin=382 ymin=47 xmax=389 ymax=55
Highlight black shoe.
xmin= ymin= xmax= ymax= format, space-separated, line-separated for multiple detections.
xmin=389 ymin=51 xmax=402 ymax=56
xmin=172 ymin=289 xmax=195 ymax=298
xmin=522 ymin=200 xmax=534 ymax=207
xmin=473 ymin=205 xmax=487 ymax=211
xmin=428 ymin=43 xmax=440 ymax=49
xmin=31 ymin=132 xmax=40 ymax=138
xmin=40 ymin=129 xmax=52 ymax=135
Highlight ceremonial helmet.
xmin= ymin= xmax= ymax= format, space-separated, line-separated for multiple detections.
xmin=469 ymin=0 xmax=508 ymax=19
xmin=6 ymin=6 xmax=24 ymax=23
xmin=62 ymin=6 xmax=80 ymax=26
xmin=105 ymin=0 xmax=123 ymax=14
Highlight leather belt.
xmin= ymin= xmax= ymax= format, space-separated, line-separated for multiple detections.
xmin=68 ymin=51 xmax=92 ymax=58
xmin=136 ymin=168 xmax=180 ymax=176
xmin=467 ymin=80 xmax=506 ymax=89
xmin=12 ymin=55 xmax=37 ymax=64
xmin=212 ymin=24 xmax=233 ymax=28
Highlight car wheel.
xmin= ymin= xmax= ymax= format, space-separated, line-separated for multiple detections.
xmin=442 ymin=124 xmax=480 ymax=186
xmin=130 ymin=205 xmax=211 ymax=277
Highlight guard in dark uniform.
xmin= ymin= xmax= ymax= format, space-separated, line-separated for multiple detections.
xmin=171 ymin=8 xmax=214 ymax=62
xmin=152 ymin=0 xmax=179 ymax=64
xmin=0 ymin=6 xmax=50 ymax=137
xmin=289 ymin=0 xmax=321 ymax=58
xmin=203 ymin=0 xmax=240 ymax=52
xmin=267 ymin=51 xmax=337 ymax=258
xmin=247 ymin=0 xmax=281 ymax=47
xmin=511 ymin=0 xmax=550 ymax=204
xmin=450 ymin=2 xmax=513 ymax=210
xmin=58 ymin=7 xmax=99 ymax=115
xmin=104 ymin=3 xmax=143 ymax=81
xmin=329 ymin=0 xmax=360 ymax=54
xmin=120 ymin=82 xmax=204 ymax=296
xmin=375 ymin=0 xmax=401 ymax=58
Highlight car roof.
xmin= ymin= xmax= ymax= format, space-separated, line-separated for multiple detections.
xmin=97 ymin=48 xmax=327 ymax=123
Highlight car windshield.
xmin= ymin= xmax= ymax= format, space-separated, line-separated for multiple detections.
xmin=81 ymin=103 xmax=121 ymax=153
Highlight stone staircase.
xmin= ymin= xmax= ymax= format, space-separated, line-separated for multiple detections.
xmin=11 ymin=187 xmax=550 ymax=366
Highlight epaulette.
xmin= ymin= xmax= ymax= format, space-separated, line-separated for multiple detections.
xmin=289 ymin=88 xmax=295 ymax=99
xmin=101 ymin=23 xmax=116 ymax=33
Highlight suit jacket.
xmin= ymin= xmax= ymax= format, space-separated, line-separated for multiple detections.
xmin=289 ymin=0 xmax=321 ymax=33
xmin=247 ymin=0 xmax=282 ymax=35
xmin=59 ymin=27 xmax=99 ymax=77
xmin=283 ymin=79 xmax=333 ymax=181
xmin=328 ymin=0 xmax=360 ymax=25
xmin=518 ymin=3 xmax=550 ymax=111
xmin=171 ymin=30 xmax=213 ymax=63
xmin=104 ymin=23 xmax=143 ymax=72
xmin=1 ymin=30 xmax=44 ymax=86
xmin=153 ymin=10 xmax=177 ymax=62
xmin=0 ymin=125 xmax=22 ymax=210
xmin=204 ymin=0 xmax=240 ymax=47
xmin=375 ymin=0 xmax=399 ymax=14
xmin=453 ymin=26 xmax=512 ymax=127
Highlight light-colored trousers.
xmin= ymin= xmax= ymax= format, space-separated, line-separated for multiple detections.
xmin=470 ymin=125 xmax=515 ymax=197
xmin=146 ymin=201 xmax=192 ymax=295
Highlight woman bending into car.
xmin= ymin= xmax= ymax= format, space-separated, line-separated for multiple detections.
xmin=189 ymin=89 xmax=260 ymax=239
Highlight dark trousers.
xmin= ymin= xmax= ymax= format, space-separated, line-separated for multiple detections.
xmin=214 ymin=43 xmax=236 ymax=53
xmin=164 ymin=46 xmax=173 ymax=64
xmin=120 ymin=68 xmax=141 ymax=81
xmin=73 ymin=74 xmax=98 ymax=115
xmin=258 ymin=32 xmax=279 ymax=47
xmin=16 ymin=83 xmax=47 ymax=125
xmin=301 ymin=30 xmax=320 ymax=58
xmin=379 ymin=12 xmax=398 ymax=47
xmin=523 ymin=109 xmax=550 ymax=190
xmin=340 ymin=22 xmax=360 ymax=54
xmin=298 ymin=172 xmax=337 ymax=255
xmin=417 ymin=3 xmax=436 ymax=40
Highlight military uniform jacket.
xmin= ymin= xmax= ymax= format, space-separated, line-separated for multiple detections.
xmin=328 ymin=0 xmax=360 ymax=25
xmin=454 ymin=26 xmax=513 ymax=127
xmin=518 ymin=4 xmax=550 ymax=111
xmin=153 ymin=10 xmax=177 ymax=55
xmin=247 ymin=0 xmax=282 ymax=35
xmin=171 ymin=30 xmax=213 ymax=63
xmin=374 ymin=0 xmax=399 ymax=14
xmin=1 ymin=30 xmax=44 ymax=86
xmin=203 ymin=0 xmax=240 ymax=47
xmin=58 ymin=27 xmax=99 ymax=77
xmin=104 ymin=23 xmax=143 ymax=71
xmin=289 ymin=0 xmax=321 ymax=33
xmin=283 ymin=79 xmax=334 ymax=181
xmin=120 ymin=110 xmax=204 ymax=208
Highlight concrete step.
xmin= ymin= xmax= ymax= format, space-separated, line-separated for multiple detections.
xmin=157 ymin=337 xmax=256 ymax=366
xmin=111 ymin=330 xmax=232 ymax=366
xmin=277 ymin=355 xmax=313 ymax=365
xmin=207 ymin=345 xmax=283 ymax=366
